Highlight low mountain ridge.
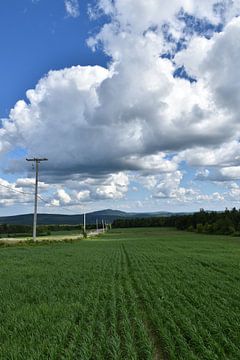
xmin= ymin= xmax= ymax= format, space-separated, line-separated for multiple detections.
xmin=0 ymin=209 xmax=177 ymax=225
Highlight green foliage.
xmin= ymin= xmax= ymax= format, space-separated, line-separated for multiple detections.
xmin=0 ymin=224 xmax=83 ymax=237
xmin=0 ymin=223 xmax=32 ymax=235
xmin=82 ymin=229 xmax=87 ymax=238
xmin=196 ymin=223 xmax=204 ymax=233
xmin=112 ymin=207 xmax=240 ymax=237
xmin=187 ymin=225 xmax=194 ymax=232
xmin=0 ymin=228 xmax=240 ymax=358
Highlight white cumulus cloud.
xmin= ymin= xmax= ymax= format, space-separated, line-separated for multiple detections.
xmin=1 ymin=0 xmax=240 ymax=210
xmin=64 ymin=0 xmax=80 ymax=18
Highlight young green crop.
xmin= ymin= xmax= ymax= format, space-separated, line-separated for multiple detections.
xmin=0 ymin=227 xmax=240 ymax=359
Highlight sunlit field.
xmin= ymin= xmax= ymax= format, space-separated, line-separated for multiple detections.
xmin=0 ymin=228 xmax=240 ymax=359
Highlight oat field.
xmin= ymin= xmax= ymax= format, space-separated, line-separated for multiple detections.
xmin=0 ymin=227 xmax=240 ymax=359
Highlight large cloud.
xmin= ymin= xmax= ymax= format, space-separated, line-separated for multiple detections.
xmin=176 ymin=16 xmax=240 ymax=117
xmin=1 ymin=0 xmax=240 ymax=209
xmin=175 ymin=16 xmax=240 ymax=185
xmin=94 ymin=0 xmax=231 ymax=33
xmin=178 ymin=141 xmax=240 ymax=167
xmin=2 ymin=22 xmax=238 ymax=175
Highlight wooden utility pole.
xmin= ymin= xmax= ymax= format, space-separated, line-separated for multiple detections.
xmin=83 ymin=212 xmax=86 ymax=232
xmin=26 ymin=158 xmax=48 ymax=241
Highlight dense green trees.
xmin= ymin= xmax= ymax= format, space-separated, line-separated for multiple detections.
xmin=2 ymin=208 xmax=240 ymax=237
xmin=112 ymin=208 xmax=240 ymax=236
xmin=0 ymin=224 xmax=83 ymax=237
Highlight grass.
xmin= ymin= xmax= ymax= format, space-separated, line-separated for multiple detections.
xmin=50 ymin=229 xmax=82 ymax=236
xmin=0 ymin=231 xmax=85 ymax=245
xmin=0 ymin=229 xmax=102 ymax=244
xmin=0 ymin=227 xmax=240 ymax=359
xmin=0 ymin=229 xmax=82 ymax=239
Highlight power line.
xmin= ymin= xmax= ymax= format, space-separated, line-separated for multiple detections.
xmin=0 ymin=179 xmax=82 ymax=215
xmin=37 ymin=194 xmax=79 ymax=214
xmin=0 ymin=182 xmax=34 ymax=196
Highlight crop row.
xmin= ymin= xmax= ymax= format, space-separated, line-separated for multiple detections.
xmin=0 ymin=228 xmax=240 ymax=359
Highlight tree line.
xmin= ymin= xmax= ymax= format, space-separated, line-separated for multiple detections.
xmin=0 ymin=222 xmax=105 ymax=238
xmin=112 ymin=208 xmax=240 ymax=236
xmin=0 ymin=224 xmax=86 ymax=237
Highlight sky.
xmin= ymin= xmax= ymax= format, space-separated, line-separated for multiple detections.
xmin=0 ymin=0 xmax=240 ymax=215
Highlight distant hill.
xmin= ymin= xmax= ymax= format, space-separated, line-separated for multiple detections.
xmin=0 ymin=209 xmax=179 ymax=225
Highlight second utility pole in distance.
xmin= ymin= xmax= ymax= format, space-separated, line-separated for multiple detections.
xmin=26 ymin=157 xmax=48 ymax=241
xmin=83 ymin=212 xmax=86 ymax=232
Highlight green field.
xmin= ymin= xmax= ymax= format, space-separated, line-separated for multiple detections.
xmin=0 ymin=228 xmax=240 ymax=359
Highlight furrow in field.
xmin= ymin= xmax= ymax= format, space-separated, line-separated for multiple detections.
xmin=115 ymin=244 xmax=140 ymax=359
xmin=105 ymin=249 xmax=122 ymax=360
xmin=120 ymin=244 xmax=155 ymax=360
xmin=124 ymin=247 xmax=221 ymax=360
xmin=121 ymin=243 xmax=169 ymax=360
xmin=2 ymin=228 xmax=240 ymax=359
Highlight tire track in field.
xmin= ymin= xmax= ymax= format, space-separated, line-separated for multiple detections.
xmin=122 ymin=249 xmax=204 ymax=359
xmin=106 ymin=249 xmax=121 ymax=359
xmin=121 ymin=246 xmax=222 ymax=359
xmin=119 ymin=246 xmax=155 ymax=360
xmin=117 ymin=245 xmax=140 ymax=359
xmin=121 ymin=244 xmax=168 ymax=360
xmin=92 ymin=248 xmax=121 ymax=359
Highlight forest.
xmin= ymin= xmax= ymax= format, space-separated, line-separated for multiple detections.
xmin=112 ymin=208 xmax=240 ymax=236
xmin=2 ymin=208 xmax=240 ymax=237
xmin=0 ymin=224 xmax=85 ymax=237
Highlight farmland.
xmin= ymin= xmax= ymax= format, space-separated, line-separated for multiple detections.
xmin=0 ymin=228 xmax=240 ymax=359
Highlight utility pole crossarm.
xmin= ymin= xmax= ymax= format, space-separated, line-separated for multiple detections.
xmin=26 ymin=158 xmax=48 ymax=162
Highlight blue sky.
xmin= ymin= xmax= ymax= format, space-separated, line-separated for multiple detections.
xmin=0 ymin=0 xmax=107 ymax=118
xmin=0 ymin=0 xmax=240 ymax=215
